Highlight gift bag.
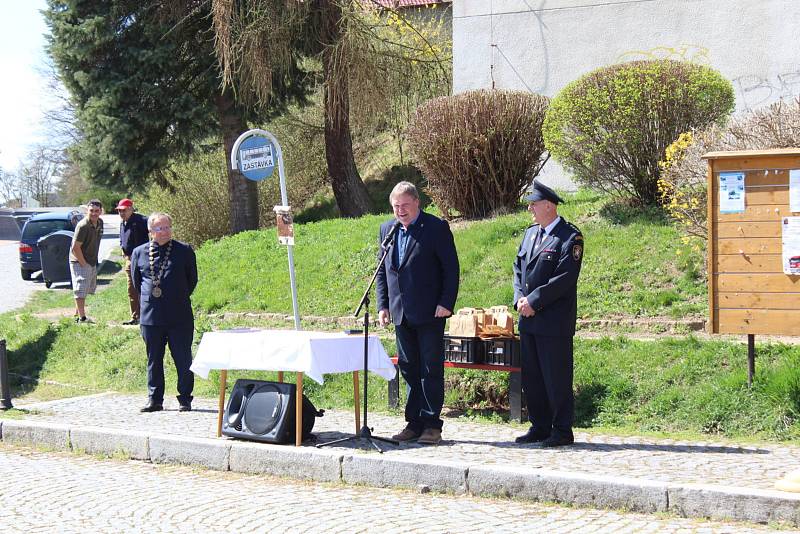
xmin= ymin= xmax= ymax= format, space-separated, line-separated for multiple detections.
xmin=448 ymin=307 xmax=486 ymax=337
xmin=489 ymin=305 xmax=515 ymax=336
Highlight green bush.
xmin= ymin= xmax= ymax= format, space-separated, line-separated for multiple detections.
xmin=407 ymin=89 xmax=549 ymax=218
xmin=140 ymin=151 xmax=231 ymax=246
xmin=544 ymin=60 xmax=734 ymax=205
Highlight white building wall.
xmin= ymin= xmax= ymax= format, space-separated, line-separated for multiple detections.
xmin=453 ymin=0 xmax=800 ymax=190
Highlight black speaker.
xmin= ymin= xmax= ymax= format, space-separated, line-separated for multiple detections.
xmin=222 ymin=379 xmax=298 ymax=444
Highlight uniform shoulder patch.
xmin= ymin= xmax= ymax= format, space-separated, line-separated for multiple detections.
xmin=572 ymin=243 xmax=583 ymax=261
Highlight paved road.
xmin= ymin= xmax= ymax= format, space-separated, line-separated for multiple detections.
xmin=0 ymin=444 xmax=791 ymax=534
xmin=0 ymin=214 xmax=120 ymax=314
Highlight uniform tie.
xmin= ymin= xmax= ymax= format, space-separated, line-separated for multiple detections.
xmin=534 ymin=227 xmax=545 ymax=251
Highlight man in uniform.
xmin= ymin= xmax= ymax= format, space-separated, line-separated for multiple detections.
xmin=376 ymin=181 xmax=459 ymax=445
xmin=116 ymin=198 xmax=148 ymax=325
xmin=69 ymin=199 xmax=104 ymax=323
xmin=512 ymin=181 xmax=583 ymax=447
xmin=132 ymin=212 xmax=198 ymax=413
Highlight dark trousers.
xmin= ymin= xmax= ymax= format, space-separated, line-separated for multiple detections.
xmin=141 ymin=323 xmax=194 ymax=405
xmin=520 ymin=332 xmax=574 ymax=439
xmin=395 ymin=318 xmax=446 ymax=431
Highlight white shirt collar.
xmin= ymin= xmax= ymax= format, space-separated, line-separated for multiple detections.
xmin=542 ymin=216 xmax=561 ymax=236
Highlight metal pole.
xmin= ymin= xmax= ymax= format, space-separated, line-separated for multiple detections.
xmin=274 ymin=136 xmax=301 ymax=331
xmin=0 ymin=339 xmax=13 ymax=410
xmin=747 ymin=334 xmax=756 ymax=388
xmin=286 ymin=245 xmax=301 ymax=330
xmin=230 ymin=129 xmax=301 ymax=331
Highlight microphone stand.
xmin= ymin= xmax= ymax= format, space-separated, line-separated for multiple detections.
xmin=318 ymin=225 xmax=400 ymax=453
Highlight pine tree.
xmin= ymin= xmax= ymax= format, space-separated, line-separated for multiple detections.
xmin=45 ymin=0 xmax=307 ymax=232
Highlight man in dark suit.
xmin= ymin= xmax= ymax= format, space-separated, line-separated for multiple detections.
xmin=376 ymin=181 xmax=459 ymax=445
xmin=512 ymin=181 xmax=583 ymax=447
xmin=116 ymin=198 xmax=148 ymax=325
xmin=131 ymin=212 xmax=198 ymax=413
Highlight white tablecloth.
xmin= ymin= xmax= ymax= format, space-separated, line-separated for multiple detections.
xmin=190 ymin=329 xmax=396 ymax=384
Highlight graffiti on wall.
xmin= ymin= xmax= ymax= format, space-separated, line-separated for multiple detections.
xmin=617 ymin=44 xmax=710 ymax=64
xmin=732 ymin=72 xmax=800 ymax=110
xmin=618 ymin=44 xmax=800 ymax=110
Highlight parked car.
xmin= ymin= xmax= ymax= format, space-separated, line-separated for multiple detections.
xmin=13 ymin=214 xmax=29 ymax=231
xmin=19 ymin=210 xmax=83 ymax=280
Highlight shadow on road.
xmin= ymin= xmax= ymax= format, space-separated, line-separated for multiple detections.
xmin=7 ymin=326 xmax=58 ymax=396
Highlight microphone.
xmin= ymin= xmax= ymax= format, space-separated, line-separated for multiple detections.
xmin=381 ymin=221 xmax=403 ymax=250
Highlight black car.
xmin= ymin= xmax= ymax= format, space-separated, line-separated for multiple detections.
xmin=19 ymin=210 xmax=83 ymax=280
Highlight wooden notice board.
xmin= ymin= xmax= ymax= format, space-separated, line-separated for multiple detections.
xmin=703 ymin=149 xmax=800 ymax=336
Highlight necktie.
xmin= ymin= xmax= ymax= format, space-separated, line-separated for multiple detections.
xmin=534 ymin=227 xmax=544 ymax=251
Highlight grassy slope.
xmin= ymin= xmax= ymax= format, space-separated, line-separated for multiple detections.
xmin=191 ymin=189 xmax=706 ymax=319
xmin=2 ymin=191 xmax=799 ymax=440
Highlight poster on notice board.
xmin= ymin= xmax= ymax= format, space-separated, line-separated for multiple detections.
xmin=782 ymin=217 xmax=800 ymax=275
xmin=719 ymin=171 xmax=745 ymax=213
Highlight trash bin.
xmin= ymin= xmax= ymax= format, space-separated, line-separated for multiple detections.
xmin=38 ymin=230 xmax=74 ymax=288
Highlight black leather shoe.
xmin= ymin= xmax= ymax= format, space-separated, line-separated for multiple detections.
xmin=122 ymin=319 xmax=139 ymax=325
xmin=178 ymin=403 xmax=192 ymax=412
xmin=515 ymin=428 xmax=550 ymax=444
xmin=540 ymin=435 xmax=574 ymax=448
xmin=140 ymin=401 xmax=163 ymax=413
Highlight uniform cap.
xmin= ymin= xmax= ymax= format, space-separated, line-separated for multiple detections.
xmin=524 ymin=182 xmax=563 ymax=204
xmin=115 ymin=198 xmax=133 ymax=210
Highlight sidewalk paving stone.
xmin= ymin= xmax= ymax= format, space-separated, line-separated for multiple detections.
xmin=5 ymin=393 xmax=800 ymax=527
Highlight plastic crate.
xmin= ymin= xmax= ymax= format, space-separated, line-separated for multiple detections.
xmin=443 ymin=335 xmax=484 ymax=364
xmin=482 ymin=337 xmax=521 ymax=367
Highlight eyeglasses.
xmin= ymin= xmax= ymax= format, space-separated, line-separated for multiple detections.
xmin=151 ymin=226 xmax=172 ymax=232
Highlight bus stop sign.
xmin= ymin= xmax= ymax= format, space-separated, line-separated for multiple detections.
xmin=233 ymin=132 xmax=276 ymax=181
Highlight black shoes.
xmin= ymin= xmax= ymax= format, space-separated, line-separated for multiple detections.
xmin=140 ymin=401 xmax=163 ymax=413
xmin=516 ymin=427 xmax=575 ymax=447
xmin=178 ymin=403 xmax=192 ymax=412
xmin=122 ymin=318 xmax=139 ymax=325
xmin=540 ymin=435 xmax=575 ymax=448
xmin=515 ymin=427 xmax=550 ymax=444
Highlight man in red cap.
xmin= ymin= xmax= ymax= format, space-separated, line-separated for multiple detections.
xmin=116 ymin=198 xmax=149 ymax=325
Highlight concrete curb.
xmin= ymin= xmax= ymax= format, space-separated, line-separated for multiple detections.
xmin=668 ymin=483 xmax=800 ymax=526
xmin=230 ymin=441 xmax=343 ymax=483
xmin=150 ymin=435 xmax=230 ymax=471
xmin=343 ymin=455 xmax=468 ymax=494
xmin=2 ymin=419 xmax=71 ymax=451
xmin=468 ymin=464 xmax=669 ymax=513
xmin=70 ymin=426 xmax=150 ymax=461
xmin=3 ymin=419 xmax=800 ymax=526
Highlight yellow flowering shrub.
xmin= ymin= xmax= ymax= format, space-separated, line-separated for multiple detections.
xmin=658 ymin=97 xmax=800 ymax=246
